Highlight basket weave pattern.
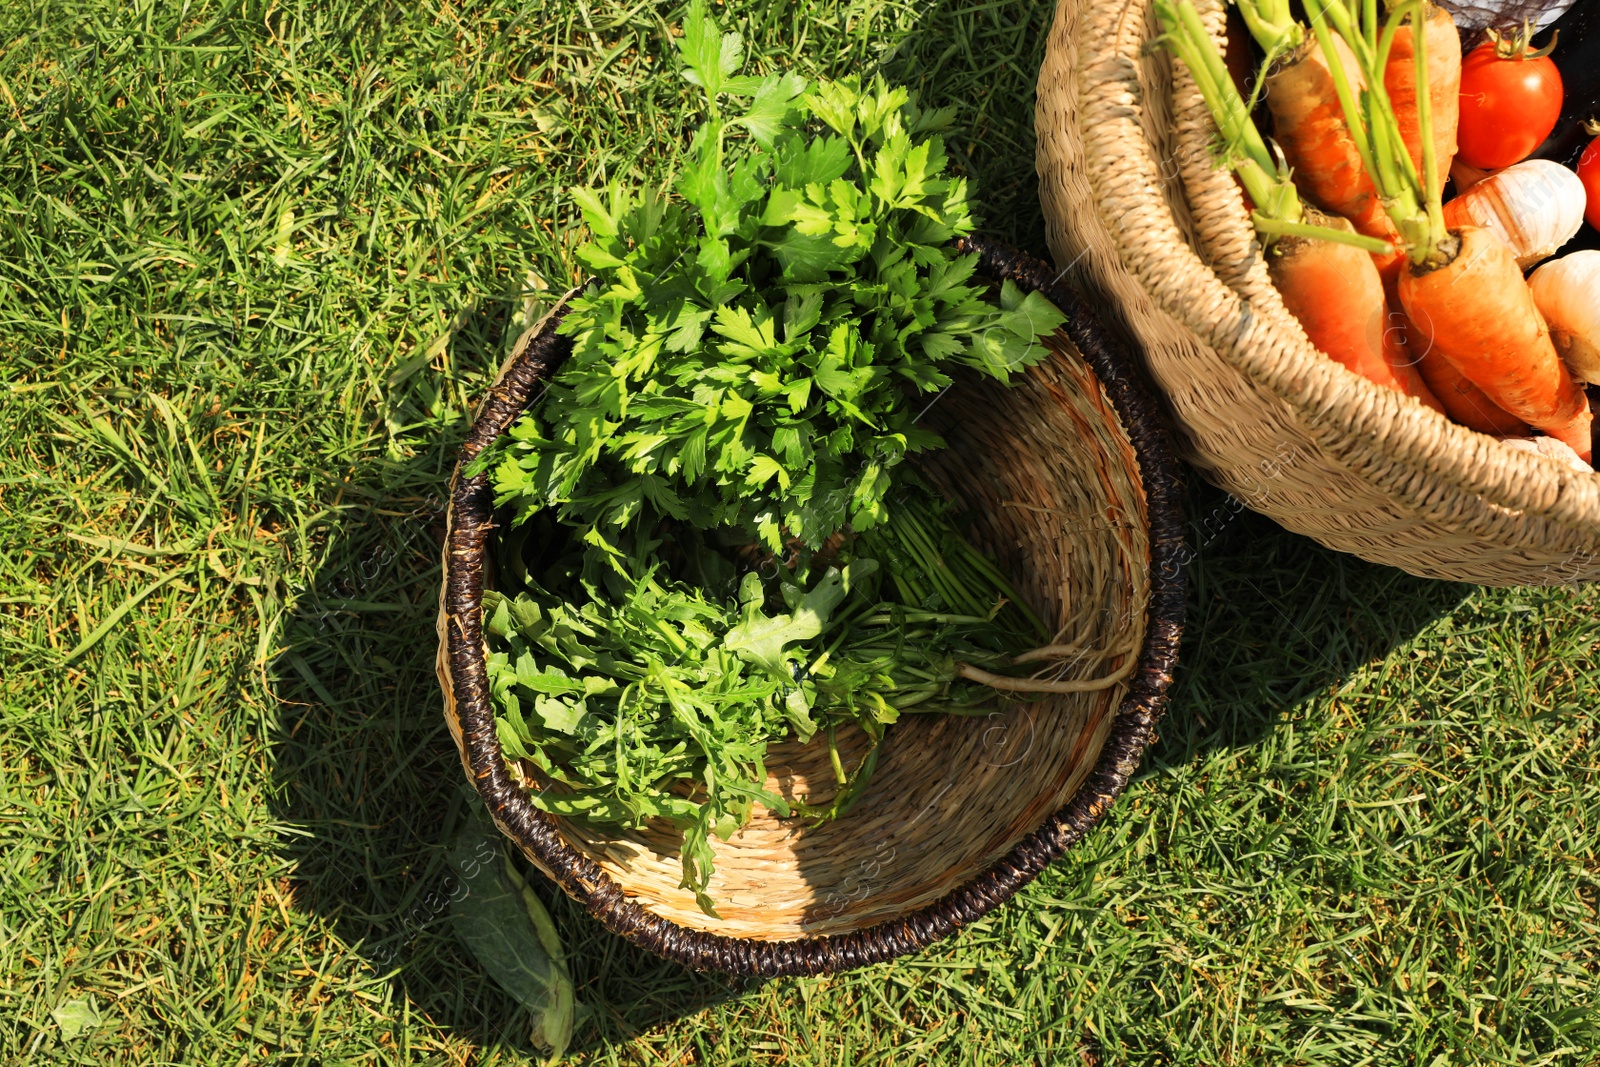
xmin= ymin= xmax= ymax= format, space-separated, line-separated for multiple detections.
xmin=1036 ymin=0 xmax=1600 ymax=586
xmin=436 ymin=240 xmax=1186 ymax=975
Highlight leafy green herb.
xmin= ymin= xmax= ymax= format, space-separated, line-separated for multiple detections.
xmin=485 ymin=515 xmax=1035 ymax=914
xmin=483 ymin=0 xmax=1066 ymax=914
xmin=490 ymin=2 xmax=1062 ymax=552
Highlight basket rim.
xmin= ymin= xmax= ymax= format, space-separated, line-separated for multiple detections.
xmin=438 ymin=235 xmax=1189 ymax=977
xmin=1067 ymin=0 xmax=1600 ymax=566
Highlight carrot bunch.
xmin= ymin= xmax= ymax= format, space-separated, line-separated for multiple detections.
xmin=1217 ymin=0 xmax=1595 ymax=464
xmin=1306 ymin=0 xmax=1592 ymax=460
xmin=1154 ymin=0 xmax=1441 ymax=411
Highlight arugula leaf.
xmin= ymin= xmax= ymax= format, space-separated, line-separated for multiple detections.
xmin=483 ymin=500 xmax=1043 ymax=910
xmin=723 ymin=565 xmax=860 ymax=675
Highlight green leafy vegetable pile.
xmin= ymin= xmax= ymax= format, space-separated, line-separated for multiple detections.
xmin=481 ymin=0 xmax=1066 ymax=914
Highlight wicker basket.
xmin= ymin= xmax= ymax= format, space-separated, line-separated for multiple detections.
xmin=1036 ymin=0 xmax=1600 ymax=586
xmin=436 ymin=237 xmax=1186 ymax=976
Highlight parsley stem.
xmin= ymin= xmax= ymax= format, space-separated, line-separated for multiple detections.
xmin=859 ymin=612 xmax=993 ymax=625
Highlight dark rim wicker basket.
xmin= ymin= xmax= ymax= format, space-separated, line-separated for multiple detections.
xmin=438 ymin=235 xmax=1188 ymax=977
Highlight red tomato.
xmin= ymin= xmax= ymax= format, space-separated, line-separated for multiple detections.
xmin=1456 ymin=42 xmax=1564 ymax=170
xmin=1581 ymin=137 xmax=1600 ymax=232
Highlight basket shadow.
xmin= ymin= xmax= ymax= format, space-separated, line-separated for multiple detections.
xmin=1142 ymin=473 xmax=1476 ymax=775
xmin=262 ymin=298 xmax=739 ymax=1057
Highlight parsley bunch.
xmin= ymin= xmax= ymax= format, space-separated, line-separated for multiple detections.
xmin=482 ymin=1 xmax=1067 ymax=914
xmin=491 ymin=3 xmax=1063 ymax=551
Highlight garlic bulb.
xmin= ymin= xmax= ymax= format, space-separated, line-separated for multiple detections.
xmin=1440 ymin=159 xmax=1586 ymax=269
xmin=1529 ymin=250 xmax=1600 ymax=385
xmin=1499 ymin=435 xmax=1593 ymax=475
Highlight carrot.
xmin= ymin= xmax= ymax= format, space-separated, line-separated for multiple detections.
xmin=1234 ymin=3 xmax=1405 ymax=283
xmin=1263 ymin=36 xmax=1406 ymax=280
xmin=1155 ymin=0 xmax=1438 ymax=407
xmin=1270 ymin=213 xmax=1443 ymax=412
xmin=1312 ymin=0 xmax=1594 ymax=461
xmin=1399 ymin=228 xmax=1590 ymax=456
xmin=1406 ymin=325 xmax=1531 ymax=436
xmin=1384 ymin=2 xmax=1460 ymax=192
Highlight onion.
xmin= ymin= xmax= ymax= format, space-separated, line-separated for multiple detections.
xmin=1529 ymin=250 xmax=1600 ymax=384
xmin=1441 ymin=159 xmax=1586 ymax=269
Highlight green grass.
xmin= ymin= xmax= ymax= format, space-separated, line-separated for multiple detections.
xmin=1 ymin=0 xmax=1597 ymax=1063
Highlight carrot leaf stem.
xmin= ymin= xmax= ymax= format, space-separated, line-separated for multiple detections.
xmin=1161 ymin=0 xmax=1411 ymax=258
xmin=1234 ymin=0 xmax=1302 ymax=57
xmin=1370 ymin=2 xmax=1424 ymax=199
xmin=1250 ymin=215 xmax=1393 ymax=252
xmin=1235 ymin=161 xmax=1298 ymax=225
xmin=1176 ymin=0 xmax=1270 ymax=168
xmin=1157 ymin=0 xmax=1299 ymax=221
xmin=1409 ymin=0 xmax=1447 ymax=248
xmin=1373 ymin=5 xmax=1403 ymax=69
xmin=1304 ymin=3 xmax=1376 ymax=181
xmin=1312 ymin=0 xmax=1359 ymax=54
xmin=1329 ymin=0 xmax=1443 ymax=263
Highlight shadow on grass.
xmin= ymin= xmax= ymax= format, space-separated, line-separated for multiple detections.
xmin=263 ymin=346 xmax=1471 ymax=1062
xmin=264 ymin=296 xmax=739 ymax=1059
xmin=263 ymin=451 xmax=1472 ymax=1059
xmin=1145 ymin=474 xmax=1475 ymax=777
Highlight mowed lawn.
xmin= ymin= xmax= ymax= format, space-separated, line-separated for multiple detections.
xmin=2 ymin=0 xmax=1598 ymax=1063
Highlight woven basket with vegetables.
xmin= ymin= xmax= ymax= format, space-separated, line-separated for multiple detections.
xmin=436 ymin=3 xmax=1184 ymax=976
xmin=1038 ymin=0 xmax=1600 ymax=585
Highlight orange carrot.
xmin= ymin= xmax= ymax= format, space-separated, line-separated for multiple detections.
xmin=1406 ymin=324 xmax=1530 ymax=436
xmin=1270 ymin=213 xmax=1442 ymax=412
xmin=1260 ymin=34 xmax=1406 ymax=283
xmin=1384 ymin=3 xmax=1460 ymax=192
xmin=1399 ymin=227 xmax=1592 ymax=457
xmin=1312 ymin=1 xmax=1592 ymax=460
xmin=1157 ymin=0 xmax=1421 ymax=404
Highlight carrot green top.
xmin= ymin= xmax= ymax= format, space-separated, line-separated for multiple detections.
xmin=1306 ymin=0 xmax=1451 ymax=267
xmin=1233 ymin=0 xmax=1303 ymax=66
xmin=1155 ymin=0 xmax=1389 ymax=253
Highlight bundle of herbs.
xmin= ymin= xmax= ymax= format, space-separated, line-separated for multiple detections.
xmin=479 ymin=2 xmax=1078 ymax=915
